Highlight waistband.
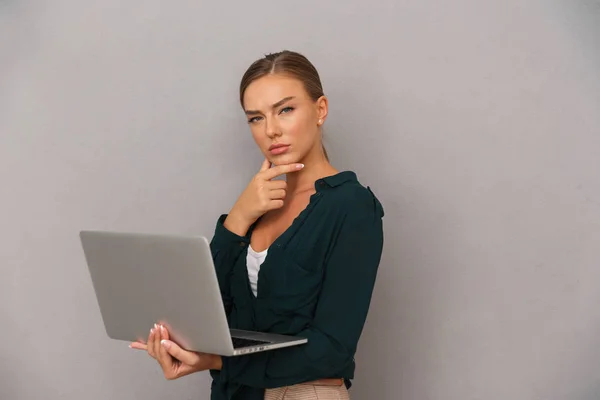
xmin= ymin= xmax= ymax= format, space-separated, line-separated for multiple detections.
xmin=302 ymin=378 xmax=345 ymax=386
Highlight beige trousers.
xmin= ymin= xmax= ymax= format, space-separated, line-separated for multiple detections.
xmin=264 ymin=383 xmax=350 ymax=400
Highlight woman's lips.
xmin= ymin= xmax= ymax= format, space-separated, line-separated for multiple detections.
xmin=269 ymin=144 xmax=290 ymax=155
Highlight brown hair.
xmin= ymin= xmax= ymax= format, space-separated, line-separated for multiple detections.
xmin=239 ymin=50 xmax=329 ymax=160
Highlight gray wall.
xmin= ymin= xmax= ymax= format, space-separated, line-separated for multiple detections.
xmin=2 ymin=0 xmax=599 ymax=399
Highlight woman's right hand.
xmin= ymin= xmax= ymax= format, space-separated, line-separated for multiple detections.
xmin=224 ymin=158 xmax=304 ymax=236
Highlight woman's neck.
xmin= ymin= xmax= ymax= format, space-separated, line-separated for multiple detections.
xmin=285 ymin=149 xmax=338 ymax=194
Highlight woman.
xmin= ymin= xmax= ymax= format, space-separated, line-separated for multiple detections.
xmin=131 ymin=50 xmax=385 ymax=400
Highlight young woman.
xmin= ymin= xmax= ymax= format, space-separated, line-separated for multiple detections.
xmin=131 ymin=50 xmax=385 ymax=400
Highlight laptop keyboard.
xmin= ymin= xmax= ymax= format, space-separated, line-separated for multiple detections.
xmin=232 ymin=337 xmax=272 ymax=349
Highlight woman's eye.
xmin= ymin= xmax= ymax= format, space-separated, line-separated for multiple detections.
xmin=248 ymin=116 xmax=262 ymax=124
xmin=280 ymin=106 xmax=294 ymax=114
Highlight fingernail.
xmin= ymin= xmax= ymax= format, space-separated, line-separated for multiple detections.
xmin=154 ymin=324 xmax=158 ymax=329
xmin=161 ymin=340 xmax=170 ymax=349
xmin=160 ymin=325 xmax=164 ymax=332
xmin=297 ymin=164 xmax=304 ymax=169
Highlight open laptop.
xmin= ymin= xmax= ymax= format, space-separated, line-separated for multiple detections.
xmin=79 ymin=230 xmax=307 ymax=356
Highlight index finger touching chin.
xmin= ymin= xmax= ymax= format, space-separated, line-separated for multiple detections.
xmin=262 ymin=163 xmax=304 ymax=180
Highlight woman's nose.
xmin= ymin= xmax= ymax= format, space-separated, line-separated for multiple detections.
xmin=265 ymin=118 xmax=282 ymax=138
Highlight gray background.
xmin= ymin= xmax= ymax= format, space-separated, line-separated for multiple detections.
xmin=1 ymin=0 xmax=599 ymax=399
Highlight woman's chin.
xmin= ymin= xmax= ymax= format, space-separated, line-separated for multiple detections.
xmin=270 ymin=153 xmax=299 ymax=166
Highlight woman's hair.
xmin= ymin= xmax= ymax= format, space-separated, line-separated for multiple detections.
xmin=239 ymin=50 xmax=329 ymax=160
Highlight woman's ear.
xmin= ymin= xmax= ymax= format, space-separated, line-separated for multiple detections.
xmin=316 ymin=95 xmax=328 ymax=125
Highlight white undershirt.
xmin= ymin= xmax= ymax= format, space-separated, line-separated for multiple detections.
xmin=246 ymin=244 xmax=268 ymax=297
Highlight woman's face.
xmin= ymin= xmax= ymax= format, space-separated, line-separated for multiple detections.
xmin=242 ymin=74 xmax=327 ymax=166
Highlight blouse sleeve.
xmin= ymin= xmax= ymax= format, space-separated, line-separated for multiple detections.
xmin=209 ymin=214 xmax=250 ymax=315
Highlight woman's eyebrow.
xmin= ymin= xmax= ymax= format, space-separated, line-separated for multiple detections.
xmin=245 ymin=96 xmax=296 ymax=115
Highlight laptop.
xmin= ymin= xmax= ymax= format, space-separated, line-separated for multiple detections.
xmin=79 ymin=230 xmax=308 ymax=356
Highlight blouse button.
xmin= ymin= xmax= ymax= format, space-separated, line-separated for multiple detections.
xmin=239 ymin=242 xmax=246 ymax=247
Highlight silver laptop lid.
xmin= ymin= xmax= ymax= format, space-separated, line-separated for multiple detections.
xmin=79 ymin=230 xmax=235 ymax=355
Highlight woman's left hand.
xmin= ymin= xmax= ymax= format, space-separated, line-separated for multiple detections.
xmin=130 ymin=324 xmax=222 ymax=380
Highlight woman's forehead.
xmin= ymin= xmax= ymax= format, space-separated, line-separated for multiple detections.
xmin=243 ymin=75 xmax=308 ymax=108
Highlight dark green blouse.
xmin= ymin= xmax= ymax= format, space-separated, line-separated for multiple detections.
xmin=209 ymin=171 xmax=384 ymax=400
